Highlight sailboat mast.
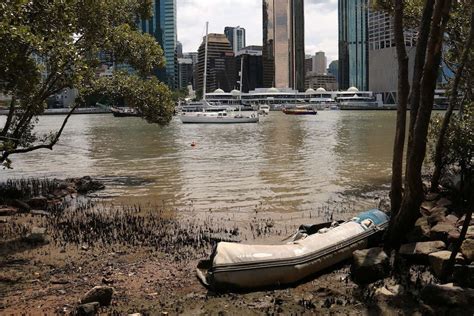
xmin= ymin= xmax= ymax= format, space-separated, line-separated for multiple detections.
xmin=239 ymin=54 xmax=244 ymax=115
xmin=203 ymin=22 xmax=209 ymax=101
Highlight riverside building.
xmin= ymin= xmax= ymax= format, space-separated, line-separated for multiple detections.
xmin=224 ymin=26 xmax=246 ymax=54
xmin=338 ymin=0 xmax=369 ymax=91
xmin=262 ymin=0 xmax=305 ymax=91
xmin=195 ymin=34 xmax=237 ymax=97
xmin=139 ymin=0 xmax=178 ymax=89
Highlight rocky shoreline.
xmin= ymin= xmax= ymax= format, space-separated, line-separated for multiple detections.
xmin=1 ymin=177 xmax=473 ymax=315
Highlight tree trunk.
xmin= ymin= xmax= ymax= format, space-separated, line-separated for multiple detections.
xmin=387 ymin=0 xmax=453 ymax=247
xmin=406 ymin=0 xmax=435 ymax=169
xmin=431 ymin=10 xmax=474 ymax=191
xmin=390 ymin=0 xmax=410 ymax=216
xmin=441 ymin=208 xmax=472 ymax=282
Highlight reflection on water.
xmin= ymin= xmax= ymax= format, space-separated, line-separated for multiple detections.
xmin=1 ymin=111 xmax=396 ymax=215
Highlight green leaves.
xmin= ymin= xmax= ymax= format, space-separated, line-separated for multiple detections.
xmin=1 ymin=0 xmax=173 ymax=165
xmin=90 ymin=72 xmax=174 ymax=125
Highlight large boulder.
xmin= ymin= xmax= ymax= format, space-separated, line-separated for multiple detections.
xmin=399 ymin=241 xmax=446 ymax=262
xmin=421 ymin=283 xmax=474 ymax=306
xmin=429 ymin=250 xmax=465 ymax=277
xmin=461 ymin=239 xmax=474 ymax=262
xmin=351 ymin=247 xmax=389 ymax=284
xmin=430 ymin=222 xmax=458 ymax=242
xmin=407 ymin=216 xmax=431 ymax=242
xmin=81 ymin=286 xmax=113 ymax=306
xmin=427 ymin=208 xmax=448 ymax=226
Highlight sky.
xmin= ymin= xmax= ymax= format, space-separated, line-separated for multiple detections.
xmin=177 ymin=0 xmax=338 ymax=64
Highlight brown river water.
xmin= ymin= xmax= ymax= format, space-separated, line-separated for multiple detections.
xmin=1 ymin=111 xmax=397 ymax=218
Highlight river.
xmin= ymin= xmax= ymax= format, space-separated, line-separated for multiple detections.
xmin=2 ymin=111 xmax=397 ymax=217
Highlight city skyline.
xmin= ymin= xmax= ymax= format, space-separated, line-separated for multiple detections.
xmin=177 ymin=0 xmax=338 ymax=63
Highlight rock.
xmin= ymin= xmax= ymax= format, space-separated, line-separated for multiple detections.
xmin=429 ymin=250 xmax=465 ymax=277
xmin=81 ymin=286 xmax=113 ymax=306
xmin=461 ymin=239 xmax=474 ymax=262
xmin=453 ymin=264 xmax=474 ymax=288
xmin=448 ymin=230 xmax=461 ymax=243
xmin=407 ymin=217 xmax=431 ymax=242
xmin=27 ymin=196 xmax=48 ymax=210
xmin=351 ymin=247 xmax=389 ymax=284
xmin=0 ymin=207 xmax=17 ymax=216
xmin=23 ymin=227 xmax=48 ymax=244
xmin=11 ymin=199 xmax=30 ymax=212
xmin=437 ymin=198 xmax=452 ymax=207
xmin=75 ymin=302 xmax=100 ymax=316
xmin=72 ymin=176 xmax=105 ymax=194
xmin=430 ymin=222 xmax=458 ymax=242
xmin=374 ymin=284 xmax=404 ymax=300
xmin=466 ymin=226 xmax=474 ymax=239
xmin=446 ymin=214 xmax=459 ymax=224
xmin=427 ymin=212 xmax=447 ymax=226
xmin=0 ymin=218 xmax=7 ymax=224
xmin=421 ymin=201 xmax=436 ymax=213
xmin=421 ymin=283 xmax=474 ymax=306
xmin=399 ymin=241 xmax=446 ymax=262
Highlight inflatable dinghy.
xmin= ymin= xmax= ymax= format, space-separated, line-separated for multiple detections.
xmin=197 ymin=209 xmax=389 ymax=290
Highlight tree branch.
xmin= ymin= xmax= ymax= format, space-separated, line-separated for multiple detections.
xmin=0 ymin=95 xmax=16 ymax=137
xmin=4 ymin=103 xmax=79 ymax=158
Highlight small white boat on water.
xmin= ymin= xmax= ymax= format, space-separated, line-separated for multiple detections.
xmin=179 ymin=21 xmax=259 ymax=124
xmin=180 ymin=104 xmax=259 ymax=124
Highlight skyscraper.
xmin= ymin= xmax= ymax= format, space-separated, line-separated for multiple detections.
xmin=328 ymin=60 xmax=339 ymax=82
xmin=236 ymin=46 xmax=263 ymax=92
xmin=338 ymin=0 xmax=369 ymax=90
xmin=368 ymin=10 xmax=417 ymax=103
xmin=195 ymin=34 xmax=237 ymax=96
xmin=262 ymin=0 xmax=305 ymax=91
xmin=139 ymin=0 xmax=177 ymax=89
xmin=312 ymin=51 xmax=327 ymax=75
xmin=224 ymin=26 xmax=246 ymax=54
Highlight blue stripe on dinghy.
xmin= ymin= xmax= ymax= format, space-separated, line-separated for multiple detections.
xmin=353 ymin=209 xmax=389 ymax=226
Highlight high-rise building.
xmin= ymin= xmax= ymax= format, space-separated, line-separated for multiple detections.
xmin=305 ymin=55 xmax=313 ymax=73
xmin=177 ymin=58 xmax=193 ymax=90
xmin=139 ymin=0 xmax=177 ymax=89
xmin=368 ymin=10 xmax=417 ymax=103
xmin=312 ymin=51 xmax=327 ymax=75
xmin=236 ymin=46 xmax=263 ymax=92
xmin=338 ymin=0 xmax=369 ymax=90
xmin=195 ymin=34 xmax=237 ymax=96
xmin=305 ymin=73 xmax=338 ymax=91
xmin=262 ymin=0 xmax=305 ymax=91
xmin=328 ymin=60 xmax=339 ymax=82
xmin=183 ymin=52 xmax=198 ymax=88
xmin=176 ymin=41 xmax=183 ymax=58
xmin=224 ymin=26 xmax=246 ymax=54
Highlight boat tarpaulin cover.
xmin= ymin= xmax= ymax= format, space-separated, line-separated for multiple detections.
xmin=197 ymin=209 xmax=389 ymax=290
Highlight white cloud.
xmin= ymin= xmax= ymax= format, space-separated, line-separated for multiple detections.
xmin=177 ymin=0 xmax=338 ymax=63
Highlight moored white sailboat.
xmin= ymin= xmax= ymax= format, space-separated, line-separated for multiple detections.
xmin=179 ymin=22 xmax=258 ymax=124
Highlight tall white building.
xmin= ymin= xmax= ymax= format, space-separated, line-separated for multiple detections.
xmin=224 ymin=26 xmax=246 ymax=54
xmin=312 ymin=51 xmax=327 ymax=75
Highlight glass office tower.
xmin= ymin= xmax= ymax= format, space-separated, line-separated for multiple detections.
xmin=140 ymin=0 xmax=177 ymax=89
xmin=338 ymin=0 xmax=368 ymax=90
xmin=262 ymin=0 xmax=305 ymax=91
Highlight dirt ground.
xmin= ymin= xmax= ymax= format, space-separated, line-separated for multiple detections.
xmin=1 ymin=209 xmax=432 ymax=316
